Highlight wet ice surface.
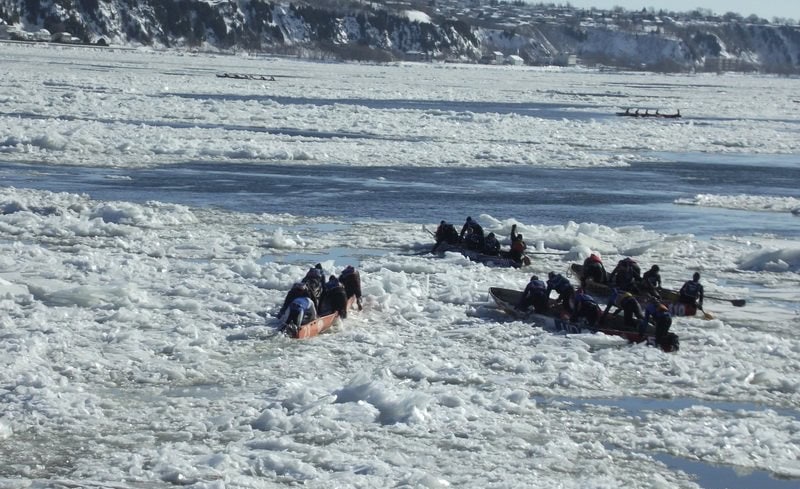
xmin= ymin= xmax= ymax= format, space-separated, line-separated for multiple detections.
xmin=2 ymin=159 xmax=799 ymax=239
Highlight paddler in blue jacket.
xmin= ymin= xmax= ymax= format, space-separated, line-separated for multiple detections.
xmin=641 ymin=297 xmax=672 ymax=342
xmin=601 ymin=288 xmax=643 ymax=329
xmin=460 ymin=216 xmax=484 ymax=251
xmin=283 ymin=296 xmax=317 ymax=332
xmin=571 ymin=289 xmax=600 ymax=327
xmin=483 ymin=232 xmax=501 ymax=256
xmin=679 ymin=272 xmax=704 ymax=309
xmin=546 ymin=271 xmax=574 ymax=312
xmin=517 ymin=275 xmax=549 ymax=313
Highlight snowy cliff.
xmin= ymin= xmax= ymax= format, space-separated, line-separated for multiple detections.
xmin=1 ymin=0 xmax=798 ymax=72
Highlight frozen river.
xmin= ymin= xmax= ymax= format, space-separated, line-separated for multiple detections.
xmin=1 ymin=44 xmax=799 ymax=489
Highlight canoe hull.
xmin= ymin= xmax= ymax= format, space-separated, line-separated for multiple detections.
xmin=569 ymin=263 xmax=707 ymax=319
xmin=284 ymin=295 xmax=357 ymax=339
xmin=436 ymin=243 xmax=529 ymax=268
xmin=489 ymin=287 xmax=679 ymax=352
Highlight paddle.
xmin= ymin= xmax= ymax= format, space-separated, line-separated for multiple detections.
xmin=705 ymin=295 xmax=746 ymax=307
xmin=697 ymin=305 xmax=715 ymax=320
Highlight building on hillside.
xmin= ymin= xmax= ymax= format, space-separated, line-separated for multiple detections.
xmin=51 ymin=32 xmax=79 ymax=43
xmin=34 ymin=29 xmax=51 ymax=41
xmin=505 ymin=54 xmax=524 ymax=65
xmin=554 ymin=53 xmax=577 ymax=66
xmin=404 ymin=50 xmax=429 ymax=61
xmin=703 ymin=56 xmax=755 ymax=72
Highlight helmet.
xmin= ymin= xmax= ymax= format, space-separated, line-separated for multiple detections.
xmin=548 ymin=271 xmax=556 ymax=279
xmin=693 ymin=272 xmax=701 ymax=281
xmin=530 ymin=275 xmax=539 ymax=281
xmin=315 ymin=263 xmax=323 ymax=270
xmin=651 ymin=265 xmax=660 ymax=272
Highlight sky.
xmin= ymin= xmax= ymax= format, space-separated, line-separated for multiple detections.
xmin=557 ymin=1 xmax=800 ymax=21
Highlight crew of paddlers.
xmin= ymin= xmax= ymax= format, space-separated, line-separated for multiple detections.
xmin=278 ymin=263 xmax=362 ymax=332
xmin=616 ymin=108 xmax=681 ymax=118
xmin=510 ymin=255 xmax=703 ymax=347
xmin=432 ymin=217 xmax=529 ymax=267
xmin=578 ymin=254 xmax=704 ymax=309
xmin=275 ymin=214 xmax=717 ymax=348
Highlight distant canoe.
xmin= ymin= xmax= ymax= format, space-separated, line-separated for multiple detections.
xmin=616 ymin=109 xmax=681 ymax=118
xmin=217 ymin=72 xmax=276 ymax=81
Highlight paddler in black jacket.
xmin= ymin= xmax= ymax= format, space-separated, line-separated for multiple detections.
xmin=679 ymin=272 xmax=704 ymax=309
xmin=322 ymin=275 xmax=349 ymax=318
xmin=432 ymin=220 xmax=459 ymax=252
xmin=339 ymin=265 xmax=363 ymax=311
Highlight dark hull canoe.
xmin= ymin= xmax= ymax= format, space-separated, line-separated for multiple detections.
xmin=435 ymin=243 xmax=531 ymax=268
xmin=616 ymin=111 xmax=681 ymax=118
xmin=569 ymin=263 xmax=711 ymax=319
xmin=489 ymin=287 xmax=679 ymax=352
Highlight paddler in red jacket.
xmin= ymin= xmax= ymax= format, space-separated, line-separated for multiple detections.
xmin=580 ymin=253 xmax=607 ymax=286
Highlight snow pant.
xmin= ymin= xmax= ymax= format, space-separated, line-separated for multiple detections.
xmin=558 ymin=288 xmax=575 ymax=313
xmin=621 ymin=297 xmax=643 ymax=329
xmin=654 ymin=315 xmax=672 ymax=342
xmin=574 ymin=303 xmax=600 ymax=327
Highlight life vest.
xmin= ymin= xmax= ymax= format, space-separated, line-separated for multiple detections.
xmin=511 ymin=239 xmax=526 ymax=253
xmin=681 ymin=281 xmax=701 ymax=298
xmin=548 ymin=275 xmax=571 ymax=293
xmin=527 ymin=279 xmax=547 ymax=295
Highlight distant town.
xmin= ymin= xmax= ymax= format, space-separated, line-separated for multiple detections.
xmin=1 ymin=0 xmax=798 ymax=73
xmin=394 ymin=0 xmax=795 ymax=27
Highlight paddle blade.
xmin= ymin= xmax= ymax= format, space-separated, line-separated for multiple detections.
xmin=730 ymin=299 xmax=746 ymax=307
